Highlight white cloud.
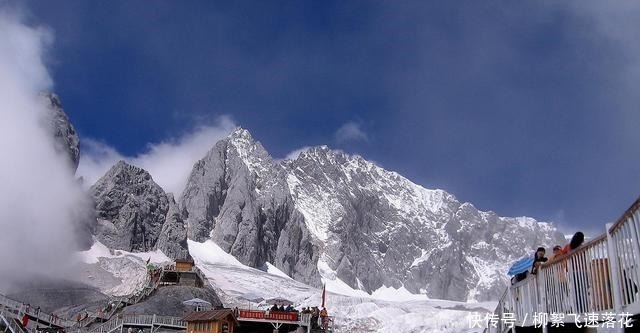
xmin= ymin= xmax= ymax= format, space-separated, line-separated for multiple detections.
xmin=283 ymin=146 xmax=312 ymax=160
xmin=77 ymin=116 xmax=236 ymax=195
xmin=0 ymin=8 xmax=88 ymax=288
xmin=335 ymin=121 xmax=369 ymax=143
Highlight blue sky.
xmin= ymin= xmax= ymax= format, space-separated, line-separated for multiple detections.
xmin=20 ymin=0 xmax=640 ymax=235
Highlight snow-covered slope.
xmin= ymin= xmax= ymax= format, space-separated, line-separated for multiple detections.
xmin=75 ymin=239 xmax=172 ymax=296
xmin=187 ymin=239 xmax=494 ymax=333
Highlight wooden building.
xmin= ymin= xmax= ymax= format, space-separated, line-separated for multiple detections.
xmin=160 ymin=258 xmax=205 ymax=287
xmin=183 ymin=309 xmax=238 ymax=333
xmin=176 ymin=259 xmax=195 ymax=272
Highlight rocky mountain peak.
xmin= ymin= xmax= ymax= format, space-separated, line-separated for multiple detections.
xmin=90 ymin=161 xmax=187 ymax=257
xmin=102 ymin=160 xmax=154 ymax=184
xmin=228 ymin=127 xmax=254 ymax=141
xmin=182 ymin=129 xmax=564 ymax=301
xmin=42 ymin=92 xmax=80 ymax=173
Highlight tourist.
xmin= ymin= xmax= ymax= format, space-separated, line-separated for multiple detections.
xmin=311 ymin=307 xmax=319 ymax=329
xmin=531 ymin=247 xmax=547 ymax=275
xmin=320 ymin=307 xmax=328 ymax=329
xmin=551 ymin=245 xmax=562 ymax=260
xmin=561 ymin=232 xmax=585 ymax=255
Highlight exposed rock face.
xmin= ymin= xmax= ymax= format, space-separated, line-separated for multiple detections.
xmin=180 ymin=128 xmax=565 ymax=301
xmin=156 ymin=194 xmax=190 ymax=259
xmin=90 ymin=161 xmax=187 ymax=257
xmin=42 ymin=93 xmax=80 ymax=172
xmin=180 ymin=129 xmax=320 ymax=285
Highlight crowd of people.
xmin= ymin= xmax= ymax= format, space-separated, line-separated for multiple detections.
xmin=512 ymin=231 xmax=585 ymax=285
xmin=257 ymin=304 xmax=330 ymax=330
xmin=301 ymin=306 xmax=329 ymax=330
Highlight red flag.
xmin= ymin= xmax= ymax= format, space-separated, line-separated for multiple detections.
xmin=21 ymin=314 xmax=29 ymax=327
xmin=321 ymin=283 xmax=326 ymax=308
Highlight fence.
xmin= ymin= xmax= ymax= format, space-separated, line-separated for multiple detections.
xmin=485 ymin=197 xmax=640 ymax=332
xmin=90 ymin=314 xmax=185 ymax=333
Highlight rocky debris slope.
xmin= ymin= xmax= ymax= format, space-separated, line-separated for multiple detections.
xmin=7 ymin=277 xmax=108 ymax=313
xmin=90 ymin=161 xmax=188 ymax=258
xmin=122 ymin=286 xmax=222 ymax=316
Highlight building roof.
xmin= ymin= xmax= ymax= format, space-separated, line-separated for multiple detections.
xmin=183 ymin=309 xmax=236 ymax=323
xmin=175 ymin=258 xmax=194 ymax=264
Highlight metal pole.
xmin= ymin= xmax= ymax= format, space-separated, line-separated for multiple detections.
xmin=606 ymin=223 xmax=625 ymax=333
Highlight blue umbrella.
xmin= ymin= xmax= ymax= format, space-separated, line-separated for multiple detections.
xmin=507 ymin=256 xmax=534 ymax=276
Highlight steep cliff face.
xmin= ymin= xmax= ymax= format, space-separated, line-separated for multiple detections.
xmin=180 ymin=129 xmax=564 ymax=301
xmin=180 ymin=129 xmax=321 ymax=284
xmin=90 ymin=161 xmax=188 ymax=258
xmin=42 ymin=93 xmax=80 ymax=172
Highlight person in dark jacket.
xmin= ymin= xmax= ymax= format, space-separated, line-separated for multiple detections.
xmin=531 ymin=247 xmax=548 ymax=275
xmin=560 ymin=232 xmax=585 ymax=255
xmin=563 ymin=231 xmax=587 ymax=313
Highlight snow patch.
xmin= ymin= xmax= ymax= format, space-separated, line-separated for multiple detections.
xmin=371 ymin=285 xmax=430 ymax=302
xmin=79 ymin=239 xmax=172 ymax=265
xmin=265 ymin=262 xmax=293 ymax=280
xmin=188 ymin=239 xmax=244 ymax=267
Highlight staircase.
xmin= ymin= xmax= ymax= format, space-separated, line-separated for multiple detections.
xmin=0 ymin=266 xmax=166 ymax=332
xmin=0 ymin=293 xmax=75 ymax=328
xmin=73 ymin=266 xmax=165 ymax=329
xmin=0 ymin=310 xmax=28 ymax=333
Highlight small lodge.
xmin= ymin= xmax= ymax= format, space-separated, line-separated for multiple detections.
xmin=183 ymin=309 xmax=238 ymax=333
xmin=176 ymin=258 xmax=195 ymax=271
xmin=160 ymin=258 xmax=206 ymax=287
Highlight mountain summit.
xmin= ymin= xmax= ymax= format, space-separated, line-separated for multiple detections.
xmin=173 ymin=128 xmax=565 ymax=301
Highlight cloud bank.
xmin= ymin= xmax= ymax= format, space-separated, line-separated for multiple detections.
xmin=77 ymin=116 xmax=236 ymax=195
xmin=0 ymin=8 xmax=87 ymax=289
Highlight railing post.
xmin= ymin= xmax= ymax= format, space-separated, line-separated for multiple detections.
xmin=628 ymin=212 xmax=640 ymax=289
xmin=606 ymin=223 xmax=625 ymax=333
xmin=507 ymin=286 xmax=516 ymax=332
xmin=536 ymin=274 xmax=548 ymax=333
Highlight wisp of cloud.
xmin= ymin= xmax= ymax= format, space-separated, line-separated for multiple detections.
xmin=0 ymin=8 xmax=89 ymax=290
xmin=78 ymin=116 xmax=236 ymax=195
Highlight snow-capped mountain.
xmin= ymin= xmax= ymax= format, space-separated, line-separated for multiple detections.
xmin=28 ymin=94 xmax=563 ymax=332
xmin=176 ymin=128 xmax=565 ymax=302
